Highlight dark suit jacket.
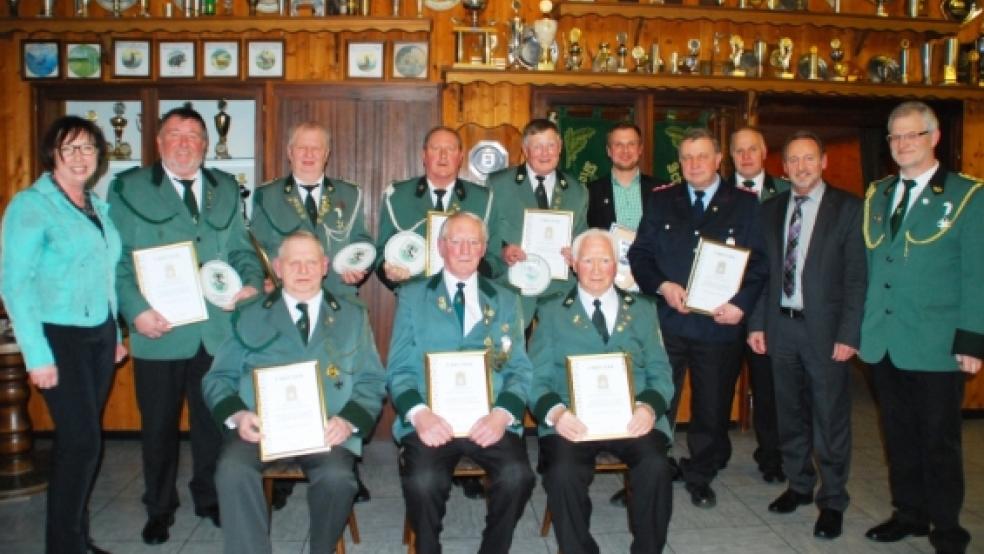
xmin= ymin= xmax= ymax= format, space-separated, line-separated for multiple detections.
xmin=586 ymin=173 xmax=658 ymax=229
xmin=748 ymin=185 xmax=867 ymax=352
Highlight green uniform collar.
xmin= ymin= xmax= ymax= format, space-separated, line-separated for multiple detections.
xmin=514 ymin=165 xmax=569 ymax=190
xmin=414 ymin=177 xmax=468 ymax=201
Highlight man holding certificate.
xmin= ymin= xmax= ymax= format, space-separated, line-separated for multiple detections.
xmin=387 ymin=211 xmax=535 ymax=554
xmin=202 ymin=231 xmax=386 ymax=553
xmin=529 ymin=229 xmax=675 ymax=554
xmin=628 ymin=127 xmax=767 ymax=509
xmin=108 ymin=106 xmax=263 ymax=544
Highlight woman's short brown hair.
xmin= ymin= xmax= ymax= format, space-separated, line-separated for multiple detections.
xmin=39 ymin=115 xmax=110 ymax=186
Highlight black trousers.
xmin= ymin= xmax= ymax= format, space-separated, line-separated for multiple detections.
xmin=870 ymin=356 xmax=970 ymax=552
xmin=133 ymin=345 xmax=221 ymax=518
xmin=745 ymin=346 xmax=782 ymax=473
xmin=400 ymin=432 xmax=534 ymax=554
xmin=539 ymin=432 xmax=673 ymax=554
xmin=663 ymin=333 xmax=743 ymax=485
xmin=41 ymin=316 xmax=117 ymax=554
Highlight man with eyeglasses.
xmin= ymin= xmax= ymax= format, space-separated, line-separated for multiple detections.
xmin=587 ymin=121 xmax=657 ymax=231
xmin=860 ymin=101 xmax=983 ymax=554
xmin=108 ymin=105 xmax=263 ymax=544
xmin=628 ymin=127 xmax=768 ymax=509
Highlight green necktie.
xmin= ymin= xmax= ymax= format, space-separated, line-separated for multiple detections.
xmin=434 ymin=188 xmax=447 ymax=211
xmin=890 ymin=179 xmax=917 ymax=238
xmin=592 ymin=299 xmax=609 ymax=343
xmin=178 ymin=179 xmax=199 ymax=221
xmin=742 ymin=179 xmax=755 ymax=189
xmin=453 ymin=282 xmax=465 ymax=331
xmin=535 ymin=175 xmax=549 ymax=209
xmin=296 ymin=302 xmax=310 ymax=345
xmin=301 ymin=185 xmax=319 ymax=225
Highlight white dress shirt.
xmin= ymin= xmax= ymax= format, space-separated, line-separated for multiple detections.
xmin=527 ymin=164 xmax=557 ymax=204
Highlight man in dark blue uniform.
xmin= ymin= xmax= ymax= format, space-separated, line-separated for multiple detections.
xmin=628 ymin=127 xmax=768 ymax=508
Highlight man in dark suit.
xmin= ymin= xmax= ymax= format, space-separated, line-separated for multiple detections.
xmin=728 ymin=127 xmax=789 ymax=484
xmin=587 ymin=122 xmax=657 ymax=231
xmin=747 ymin=131 xmax=867 ymax=540
xmin=628 ymin=127 xmax=768 ymax=509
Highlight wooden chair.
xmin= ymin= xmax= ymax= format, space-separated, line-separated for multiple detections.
xmin=402 ymin=455 xmax=490 ymax=554
xmin=261 ymin=460 xmax=361 ymax=554
xmin=539 ymin=451 xmax=630 ymax=537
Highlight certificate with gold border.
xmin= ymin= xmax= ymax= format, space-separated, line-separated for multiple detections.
xmin=425 ymin=211 xmax=449 ymax=277
xmin=133 ymin=241 xmax=208 ymax=326
xmin=567 ymin=353 xmax=635 ymax=441
xmin=521 ymin=209 xmax=573 ymax=280
xmin=685 ymin=238 xmax=750 ymax=315
xmin=253 ymin=360 xmax=330 ymax=462
xmin=425 ymin=350 xmax=492 ymax=437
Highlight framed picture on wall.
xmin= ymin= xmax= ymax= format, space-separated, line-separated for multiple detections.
xmin=113 ymin=40 xmax=151 ymax=78
xmin=158 ymin=41 xmax=196 ymax=79
xmin=203 ymin=41 xmax=240 ymax=78
xmin=246 ymin=40 xmax=284 ymax=79
xmin=392 ymin=41 xmax=428 ymax=80
xmin=347 ymin=42 xmax=384 ymax=79
xmin=65 ymin=43 xmax=102 ymax=80
xmin=22 ymin=41 xmax=60 ymax=80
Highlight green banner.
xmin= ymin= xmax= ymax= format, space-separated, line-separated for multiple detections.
xmin=555 ymin=106 xmax=634 ymax=185
xmin=652 ymin=109 xmax=713 ymax=184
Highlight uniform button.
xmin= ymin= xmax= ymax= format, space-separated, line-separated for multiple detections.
xmin=693 ymin=231 xmax=699 ymax=236
xmin=886 ymin=255 xmax=893 ymax=262
xmin=197 ymin=237 xmax=202 ymax=242
xmin=884 ymin=283 xmax=891 ymax=289
xmin=885 ymin=309 xmax=893 ymax=315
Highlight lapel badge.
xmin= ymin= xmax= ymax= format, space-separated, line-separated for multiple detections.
xmin=932 ymin=184 xmax=944 ymax=194
xmin=624 ymin=295 xmax=634 ymax=305
xmin=564 ymin=297 xmax=574 ymax=307
xmin=921 ymin=198 xmax=930 ymax=205
xmin=334 ymin=380 xmax=344 ymax=390
xmin=437 ymin=296 xmax=448 ymax=311
xmin=501 ymin=323 xmax=510 ymax=333
xmin=500 ymin=335 xmax=512 ymax=354
xmin=572 ymin=314 xmax=581 ymax=325
xmin=558 ymin=177 xmax=568 ymax=190
xmin=938 ymin=201 xmax=954 ymax=229
xmin=516 ymin=172 xmax=525 ymax=183
xmin=726 ymin=237 xmax=736 ymax=246
xmin=615 ymin=324 xmax=625 ymax=333
xmin=326 ymin=364 xmax=340 ymax=378
xmin=484 ymin=337 xmax=493 ymax=347
xmin=711 ymin=205 xmax=718 ymax=213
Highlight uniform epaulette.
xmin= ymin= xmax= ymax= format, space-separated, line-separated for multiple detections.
xmin=257 ymin=178 xmax=278 ymax=189
xmin=209 ymin=167 xmax=234 ymax=180
xmin=958 ymin=172 xmax=984 ymax=187
xmin=117 ymin=165 xmax=140 ymax=177
xmin=330 ymin=178 xmax=359 ymax=189
xmin=651 ymin=182 xmax=678 ymax=193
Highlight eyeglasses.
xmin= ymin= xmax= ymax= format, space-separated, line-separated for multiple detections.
xmin=886 ymin=130 xmax=930 ymax=145
xmin=59 ymin=144 xmax=98 ymax=157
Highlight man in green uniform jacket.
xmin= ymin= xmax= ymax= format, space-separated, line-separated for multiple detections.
xmin=860 ymin=101 xmax=984 ymax=554
xmin=202 ymin=231 xmax=385 ymax=554
xmin=107 ymin=106 xmax=263 ymax=544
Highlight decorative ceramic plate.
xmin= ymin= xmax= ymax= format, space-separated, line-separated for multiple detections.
xmin=333 ymin=242 xmax=376 ymax=273
xmin=200 ymin=260 xmax=243 ymax=308
xmin=384 ymin=231 xmax=427 ymax=277
xmin=508 ymin=253 xmax=551 ymax=296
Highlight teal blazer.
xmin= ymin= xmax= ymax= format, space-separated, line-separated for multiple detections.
xmin=202 ymin=290 xmax=385 ymax=456
xmin=0 ymin=173 xmax=122 ymax=370
xmin=528 ymin=286 xmax=674 ymax=440
xmin=386 ymin=272 xmax=531 ymax=442
xmin=107 ymin=163 xmax=264 ymax=360
xmin=249 ymin=175 xmax=372 ymax=298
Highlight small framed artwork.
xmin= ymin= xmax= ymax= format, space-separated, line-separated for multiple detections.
xmin=65 ymin=42 xmax=102 ymax=80
xmin=22 ymin=41 xmax=60 ymax=80
xmin=113 ymin=40 xmax=151 ymax=78
xmin=392 ymin=41 xmax=428 ymax=80
xmin=158 ymin=41 xmax=196 ymax=79
xmin=246 ymin=40 xmax=284 ymax=79
xmin=203 ymin=41 xmax=240 ymax=78
xmin=347 ymin=42 xmax=384 ymax=79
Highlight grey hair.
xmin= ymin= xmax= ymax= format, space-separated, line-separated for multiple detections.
xmin=287 ymin=121 xmax=331 ymax=150
xmin=572 ymin=228 xmax=619 ymax=262
xmin=277 ymin=230 xmax=325 ymax=259
xmin=887 ymin=101 xmax=939 ymax=133
xmin=438 ymin=211 xmax=488 ymax=244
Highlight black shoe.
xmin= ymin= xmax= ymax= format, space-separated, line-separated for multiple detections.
xmin=768 ymin=489 xmax=813 ymax=514
xmin=761 ymin=467 xmax=786 ymax=484
xmin=272 ymin=479 xmax=295 ymax=510
xmin=814 ymin=509 xmax=843 ymax=539
xmin=141 ymin=514 xmax=174 ymax=545
xmin=685 ymin=482 xmax=716 ymax=509
xmin=354 ymin=475 xmax=371 ymax=503
xmin=667 ymin=457 xmax=683 ymax=482
xmin=865 ymin=517 xmax=930 ymax=542
xmin=458 ymin=476 xmax=485 ymax=499
xmin=609 ymin=488 xmax=627 ymax=507
xmin=86 ymin=540 xmax=111 ymax=554
xmin=196 ymin=506 xmax=221 ymax=528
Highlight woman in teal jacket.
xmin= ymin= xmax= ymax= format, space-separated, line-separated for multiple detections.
xmin=0 ymin=116 xmax=125 ymax=554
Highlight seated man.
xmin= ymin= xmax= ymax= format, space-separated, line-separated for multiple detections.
xmin=529 ymin=228 xmax=675 ymax=554
xmin=202 ymin=231 xmax=386 ymax=553
xmin=387 ymin=211 xmax=535 ymax=554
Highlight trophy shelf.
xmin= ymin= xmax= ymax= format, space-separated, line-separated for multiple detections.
xmin=559 ymin=2 xmax=961 ymax=35
xmin=443 ymin=67 xmax=984 ymax=100
xmin=0 ymin=15 xmax=430 ymax=37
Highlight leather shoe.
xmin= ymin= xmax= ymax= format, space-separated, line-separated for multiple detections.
xmin=685 ymin=482 xmax=716 ymax=509
xmin=355 ymin=476 xmax=371 ymax=503
xmin=86 ymin=540 xmax=111 ymax=554
xmin=761 ymin=467 xmax=786 ymax=484
xmin=667 ymin=457 xmax=683 ymax=482
xmin=768 ymin=489 xmax=813 ymax=514
xmin=455 ymin=476 xmax=485 ymax=499
xmin=609 ymin=488 xmax=627 ymax=507
xmin=141 ymin=514 xmax=174 ymax=545
xmin=196 ymin=506 xmax=221 ymax=528
xmin=814 ymin=509 xmax=843 ymax=539
xmin=865 ymin=517 xmax=929 ymax=542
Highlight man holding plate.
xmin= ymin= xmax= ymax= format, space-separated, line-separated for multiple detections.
xmin=387 ymin=211 xmax=535 ymax=554
xmin=529 ymin=228 xmax=675 ymax=554
xmin=202 ymin=231 xmax=385 ymax=553
xmin=250 ymin=121 xmax=374 ymax=298
xmin=108 ymin=105 xmax=263 ymax=544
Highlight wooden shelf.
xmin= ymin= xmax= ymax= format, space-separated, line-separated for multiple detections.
xmin=0 ymin=15 xmax=430 ymax=36
xmin=559 ymin=1 xmax=961 ymax=36
xmin=443 ymin=68 xmax=984 ymax=100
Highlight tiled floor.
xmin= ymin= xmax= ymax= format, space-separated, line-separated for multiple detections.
xmin=2 ymin=367 xmax=982 ymax=553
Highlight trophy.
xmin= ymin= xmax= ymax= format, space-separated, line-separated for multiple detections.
xmin=650 ymin=43 xmax=664 ymax=73
xmin=76 ymin=0 xmax=89 ymax=16
xmin=921 ymin=41 xmax=934 ymax=84
xmin=872 ymin=0 xmax=889 ymax=16
xmin=40 ymin=0 xmax=54 ymax=16
xmin=829 ymin=38 xmax=849 ymax=81
xmin=566 ymin=28 xmax=584 ymax=71
xmin=669 ymin=51 xmax=681 ymax=74
xmin=533 ymin=0 xmax=558 ymax=71
xmin=248 ymin=0 xmax=259 ymax=15
xmin=683 ymin=39 xmax=700 ymax=74
xmin=462 ymin=0 xmax=487 ymax=28
xmin=214 ymin=100 xmax=232 ymax=160
xmin=729 ymin=35 xmax=746 ymax=77
xmin=774 ymin=37 xmax=795 ymax=79
xmin=7 ymin=0 xmax=18 ymax=16
xmin=592 ymin=42 xmax=613 ymax=72
xmin=754 ymin=39 xmax=768 ymax=78
xmin=452 ymin=0 xmax=498 ymax=68
xmin=615 ymin=32 xmax=629 ymax=73
xmin=507 ymin=0 xmax=527 ymax=69
xmin=632 ymin=46 xmax=649 ymax=72
xmin=941 ymin=36 xmax=958 ymax=85
xmin=110 ymin=102 xmax=132 ymax=161
xmin=806 ymin=45 xmax=821 ymax=80
xmin=900 ymin=39 xmax=911 ymax=83
xmin=969 ymin=50 xmax=981 ymax=86
xmin=905 ymin=0 xmax=920 ymax=16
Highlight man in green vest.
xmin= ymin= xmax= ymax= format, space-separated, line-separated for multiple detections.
xmin=860 ymin=101 xmax=983 ymax=554
xmin=108 ymin=106 xmax=263 ymax=544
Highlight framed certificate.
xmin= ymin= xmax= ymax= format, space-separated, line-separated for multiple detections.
xmin=425 ymin=350 xmax=492 ymax=437
xmin=685 ymin=238 xmax=751 ymax=315
xmin=425 ymin=211 xmax=449 ymax=277
xmin=132 ymin=241 xmax=208 ymax=326
xmin=521 ymin=209 xmax=574 ymax=281
xmin=253 ymin=360 xmax=330 ymax=462
xmin=610 ymin=224 xmax=638 ymax=291
xmin=567 ymin=353 xmax=635 ymax=441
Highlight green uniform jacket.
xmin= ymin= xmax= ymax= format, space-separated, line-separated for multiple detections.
xmin=386 ymin=272 xmax=531 ymax=443
xmin=860 ymin=168 xmax=984 ymax=370
xmin=108 ymin=162 xmax=263 ymax=360
xmin=528 ymin=287 xmax=674 ymax=440
xmin=375 ymin=176 xmax=496 ymax=290
xmin=250 ymin=175 xmax=371 ymax=298
xmin=485 ymin=165 xmax=589 ymax=319
xmin=202 ymin=291 xmax=385 ymax=456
